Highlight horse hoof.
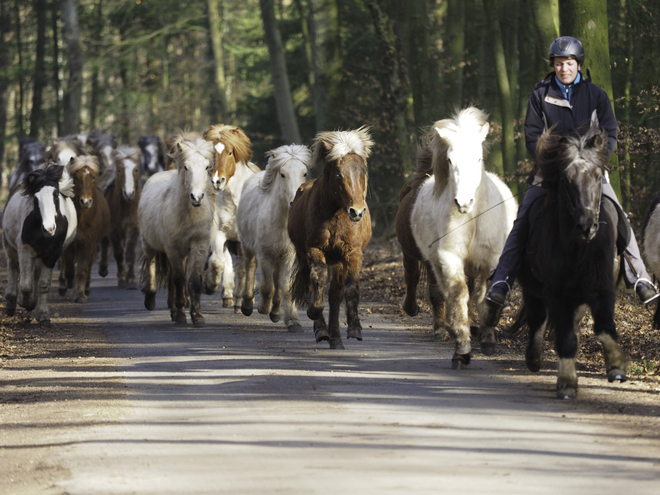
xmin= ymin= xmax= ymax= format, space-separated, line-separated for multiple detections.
xmin=402 ymin=302 xmax=419 ymax=317
xmin=347 ymin=326 xmax=362 ymax=341
xmin=607 ymin=368 xmax=627 ymax=383
xmin=307 ymin=306 xmax=323 ymax=321
xmin=314 ymin=328 xmax=330 ymax=343
xmin=556 ymin=387 xmax=577 ymax=400
xmin=525 ymin=350 xmax=544 ymax=372
xmin=174 ymin=313 xmax=187 ymax=325
xmin=126 ymin=281 xmax=138 ymax=290
xmin=269 ymin=312 xmax=281 ymax=323
xmin=451 ymin=352 xmax=471 ymax=370
xmin=192 ymin=315 xmax=206 ymax=328
xmin=99 ymin=266 xmax=108 ymax=278
xmin=6 ymin=307 xmax=16 ymax=317
xmin=203 ymin=285 xmax=218 ymax=295
xmin=85 ymin=288 xmax=91 ymax=296
xmin=74 ymin=295 xmax=87 ymax=303
xmin=329 ymin=339 xmax=345 ymax=350
xmin=222 ymin=298 xmax=234 ymax=308
xmin=480 ymin=342 xmax=496 ymax=356
xmin=144 ymin=293 xmax=156 ymax=311
xmin=39 ymin=318 xmax=51 ymax=328
xmin=118 ymin=279 xmax=127 ymax=288
xmin=288 ymin=324 xmax=304 ymax=333
xmin=241 ymin=303 xmax=253 ymax=317
xmin=58 ymin=288 xmax=67 ymax=297
xmin=234 ymin=306 xmax=242 ymax=314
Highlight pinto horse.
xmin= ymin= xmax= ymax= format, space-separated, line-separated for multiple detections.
xmin=138 ymin=138 xmax=217 ymax=327
xmin=99 ymin=146 xmax=142 ymax=289
xmin=59 ymin=156 xmax=111 ymax=303
xmin=517 ymin=125 xmax=626 ymax=399
xmin=237 ymin=144 xmax=313 ymax=332
xmin=202 ymin=124 xmax=260 ymax=309
xmin=3 ymin=164 xmax=77 ymax=325
xmin=410 ymin=107 xmax=517 ymax=368
xmin=288 ymin=128 xmax=373 ymax=349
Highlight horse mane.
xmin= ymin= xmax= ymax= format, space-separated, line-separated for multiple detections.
xmin=312 ymin=127 xmax=374 ymax=167
xmin=260 ymin=144 xmax=312 ymax=192
xmin=173 ymin=138 xmax=216 ymax=169
xmin=425 ymin=107 xmax=490 ymax=191
xmin=535 ymin=125 xmax=610 ymax=187
xmin=166 ymin=129 xmax=203 ymax=160
xmin=202 ymin=124 xmax=254 ymax=165
xmin=67 ymin=155 xmax=100 ymax=176
xmin=22 ymin=163 xmax=63 ymax=197
xmin=45 ymin=136 xmax=85 ymax=161
xmin=86 ymin=129 xmax=117 ymax=151
xmin=115 ymin=145 xmax=142 ymax=165
xmin=59 ymin=167 xmax=75 ymax=198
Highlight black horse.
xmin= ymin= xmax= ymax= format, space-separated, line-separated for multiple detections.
xmin=8 ymin=138 xmax=45 ymax=195
xmin=138 ymin=135 xmax=166 ymax=184
xmin=517 ymin=124 xmax=627 ymax=399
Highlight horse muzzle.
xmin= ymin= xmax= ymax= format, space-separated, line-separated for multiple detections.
xmin=348 ymin=206 xmax=366 ymax=222
xmin=42 ymin=224 xmax=57 ymax=237
xmin=80 ymin=198 xmax=93 ymax=209
xmin=212 ymin=177 xmax=226 ymax=191
xmin=190 ymin=193 xmax=205 ymax=207
xmin=123 ymin=190 xmax=136 ymax=202
xmin=454 ymin=198 xmax=475 ymax=214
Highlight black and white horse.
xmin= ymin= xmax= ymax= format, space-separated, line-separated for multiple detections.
xmin=138 ymin=135 xmax=166 ymax=184
xmin=8 ymin=138 xmax=45 ymax=195
xmin=2 ymin=164 xmax=78 ymax=326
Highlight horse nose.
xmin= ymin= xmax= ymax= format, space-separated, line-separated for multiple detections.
xmin=123 ymin=190 xmax=135 ymax=201
xmin=80 ymin=197 xmax=93 ymax=209
xmin=213 ymin=177 xmax=226 ymax=191
xmin=190 ymin=192 xmax=204 ymax=206
xmin=454 ymin=198 xmax=473 ymax=214
xmin=348 ymin=207 xmax=366 ymax=222
xmin=42 ymin=224 xmax=56 ymax=237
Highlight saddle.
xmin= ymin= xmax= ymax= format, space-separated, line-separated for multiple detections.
xmin=521 ymin=194 xmax=630 ymax=256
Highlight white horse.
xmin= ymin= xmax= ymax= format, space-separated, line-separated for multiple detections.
xmin=411 ymin=107 xmax=517 ymax=368
xmin=236 ymin=144 xmax=313 ymax=332
xmin=138 ymin=138 xmax=217 ymax=327
xmin=202 ymin=124 xmax=260 ymax=310
xmin=2 ymin=164 xmax=77 ymax=326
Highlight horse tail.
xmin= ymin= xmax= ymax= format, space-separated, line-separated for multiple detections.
xmin=504 ymin=303 xmax=527 ymax=335
xmin=289 ymin=256 xmax=310 ymax=308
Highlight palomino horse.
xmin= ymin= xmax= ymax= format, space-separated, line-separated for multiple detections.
xmin=2 ymin=164 xmax=77 ymax=326
xmin=8 ymin=138 xmax=45 ymax=195
xmin=395 ymin=144 xmax=447 ymax=339
xmin=59 ymin=156 xmax=111 ymax=303
xmin=99 ymin=146 xmax=142 ymax=289
xmin=138 ymin=138 xmax=217 ymax=327
xmin=236 ymin=144 xmax=313 ymax=332
xmin=289 ymin=128 xmax=373 ymax=349
xmin=410 ymin=107 xmax=517 ymax=368
xmin=45 ymin=136 xmax=86 ymax=167
xmin=138 ymin=135 xmax=166 ymax=184
xmin=518 ymin=125 xmax=626 ymax=399
xmin=202 ymin=124 xmax=260 ymax=309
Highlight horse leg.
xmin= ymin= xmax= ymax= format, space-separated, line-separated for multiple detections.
xmin=34 ymin=261 xmax=54 ymax=327
xmin=436 ymin=258 xmax=471 ymax=369
xmin=221 ymin=245 xmax=235 ymax=308
xmin=281 ymin=255 xmax=302 ymax=332
xmin=313 ymin=314 xmax=330 ymax=343
xmin=474 ymin=279 xmax=497 ymax=356
xmin=402 ymin=254 xmax=421 ymax=316
xmin=233 ymin=244 xmax=247 ymax=314
xmin=590 ymin=292 xmax=627 ymax=383
xmin=18 ymin=247 xmax=36 ymax=311
xmin=204 ymin=232 xmax=225 ymax=296
xmin=427 ymin=265 xmax=447 ymax=340
xmin=551 ymin=303 xmax=580 ymax=399
xmin=344 ymin=253 xmax=364 ymax=342
xmin=240 ymin=249 xmax=257 ymax=316
xmin=328 ymin=264 xmax=346 ymax=349
xmin=99 ymin=236 xmax=110 ymax=278
xmin=142 ymin=245 xmax=157 ymax=311
xmin=124 ymin=225 xmax=139 ymax=290
xmin=74 ymin=245 xmax=95 ymax=303
xmin=171 ymin=261 xmax=187 ymax=325
xmin=307 ymin=247 xmax=328 ymax=321
xmin=187 ymin=248 xmax=207 ymax=327
xmin=5 ymin=244 xmax=19 ymax=316
xmin=58 ymin=247 xmax=73 ymax=296
xmin=257 ymin=256 xmax=275 ymax=318
xmin=523 ymin=295 xmax=548 ymax=372
xmin=112 ymin=233 xmax=126 ymax=287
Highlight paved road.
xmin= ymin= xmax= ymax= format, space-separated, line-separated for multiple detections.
xmin=3 ymin=266 xmax=660 ymax=494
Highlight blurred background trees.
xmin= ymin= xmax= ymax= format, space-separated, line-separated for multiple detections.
xmin=0 ymin=0 xmax=658 ymax=235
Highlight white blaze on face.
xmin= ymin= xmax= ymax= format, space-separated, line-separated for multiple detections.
xmin=123 ymin=159 xmax=137 ymax=196
xmin=57 ymin=149 xmax=77 ymax=167
xmin=35 ymin=185 xmax=59 ymax=236
xmin=103 ymin=145 xmax=113 ymax=165
xmin=146 ymin=144 xmax=158 ymax=172
xmin=187 ymin=153 xmax=211 ymax=204
xmin=212 ymin=142 xmax=226 ymax=189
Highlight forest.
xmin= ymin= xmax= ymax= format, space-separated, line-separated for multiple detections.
xmin=0 ymin=0 xmax=659 ymax=235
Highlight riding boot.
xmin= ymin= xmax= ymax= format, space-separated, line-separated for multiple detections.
xmin=485 ymin=280 xmax=511 ymax=327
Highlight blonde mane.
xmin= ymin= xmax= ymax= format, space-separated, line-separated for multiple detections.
xmin=166 ymin=130 xmax=203 ymax=164
xmin=260 ymin=144 xmax=312 ymax=192
xmin=58 ymin=168 xmax=75 ymax=198
xmin=174 ymin=139 xmax=216 ymax=169
xmin=203 ymin=124 xmax=253 ymax=164
xmin=312 ymin=126 xmax=374 ymax=166
xmin=67 ymin=155 xmax=100 ymax=176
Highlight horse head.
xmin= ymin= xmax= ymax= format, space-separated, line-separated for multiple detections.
xmin=138 ymin=135 xmax=165 ymax=176
xmin=68 ymin=156 xmax=100 ymax=210
xmin=313 ymin=127 xmax=373 ymax=222
xmin=87 ymin=130 xmax=118 ymax=172
xmin=433 ymin=107 xmax=490 ymax=214
xmin=262 ymin=144 xmax=312 ymax=206
xmin=19 ymin=138 xmax=45 ymax=172
xmin=23 ymin=164 xmax=64 ymax=237
xmin=537 ymin=125 xmax=610 ymax=241
xmin=203 ymin=125 xmax=253 ymax=191
xmin=47 ymin=136 xmax=84 ymax=168
xmin=175 ymin=139 xmax=215 ymax=207
xmin=114 ymin=146 xmax=141 ymax=201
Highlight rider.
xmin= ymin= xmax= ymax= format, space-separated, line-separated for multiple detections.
xmin=485 ymin=36 xmax=659 ymax=326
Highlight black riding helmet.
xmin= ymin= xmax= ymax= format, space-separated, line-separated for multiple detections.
xmin=548 ymin=36 xmax=585 ymax=65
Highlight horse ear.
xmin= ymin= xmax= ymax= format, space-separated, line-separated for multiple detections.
xmin=434 ymin=127 xmax=451 ymax=142
xmin=480 ymin=123 xmax=490 ymax=141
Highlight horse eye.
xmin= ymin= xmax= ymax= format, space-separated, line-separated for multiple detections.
xmin=280 ymin=173 xmax=285 ymax=179
xmin=303 ymin=173 xmax=308 ymax=177
xmin=228 ymin=151 xmax=233 ymax=156
xmin=184 ymin=166 xmax=189 ymax=171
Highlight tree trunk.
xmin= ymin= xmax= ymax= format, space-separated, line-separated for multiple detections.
xmin=0 ymin=0 xmax=10 ymax=190
xmin=560 ymin=0 xmax=621 ymax=198
xmin=529 ymin=0 xmax=559 ymax=66
xmin=407 ymin=0 xmax=431 ymax=129
xmin=207 ymin=0 xmax=229 ymax=123
xmin=14 ymin=0 xmax=25 ymax=138
xmin=29 ymin=0 xmax=47 ymax=139
xmin=259 ymin=0 xmax=302 ymax=144
xmin=445 ymin=0 xmax=465 ymax=111
xmin=60 ymin=0 xmax=83 ymax=136
xmin=88 ymin=0 xmax=103 ymax=130
xmin=52 ymin=0 xmax=62 ymax=136
xmin=482 ymin=0 xmax=517 ymax=192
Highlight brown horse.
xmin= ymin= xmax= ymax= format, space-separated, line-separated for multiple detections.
xmin=395 ymin=144 xmax=447 ymax=338
xmin=59 ymin=156 xmax=111 ymax=302
xmin=288 ymin=128 xmax=373 ymax=349
xmin=99 ymin=146 xmax=142 ymax=289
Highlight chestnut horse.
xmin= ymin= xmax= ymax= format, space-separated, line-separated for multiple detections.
xmin=202 ymin=124 xmax=260 ymax=309
xmin=288 ymin=128 xmax=373 ymax=349
xmin=59 ymin=156 xmax=111 ymax=302
xmin=99 ymin=146 xmax=142 ymax=289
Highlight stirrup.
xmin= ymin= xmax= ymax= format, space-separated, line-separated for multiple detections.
xmin=634 ymin=278 xmax=660 ymax=305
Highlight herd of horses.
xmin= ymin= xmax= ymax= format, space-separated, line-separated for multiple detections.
xmin=3 ymin=107 xmax=660 ymax=399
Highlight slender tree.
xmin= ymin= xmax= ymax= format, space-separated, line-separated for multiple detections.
xmin=259 ymin=0 xmax=302 ymax=144
xmin=407 ymin=0 xmax=432 ymax=129
xmin=52 ymin=0 xmax=61 ymax=136
xmin=29 ymin=0 xmax=47 ymax=139
xmin=207 ymin=0 xmax=229 ymax=123
xmin=60 ymin=0 xmax=83 ymax=135
xmin=0 ymin=0 xmax=10 ymax=189
xmin=445 ymin=0 xmax=465 ymax=111
xmin=14 ymin=0 xmax=25 ymax=138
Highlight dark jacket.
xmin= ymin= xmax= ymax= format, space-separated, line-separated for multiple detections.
xmin=524 ymin=73 xmax=618 ymax=166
